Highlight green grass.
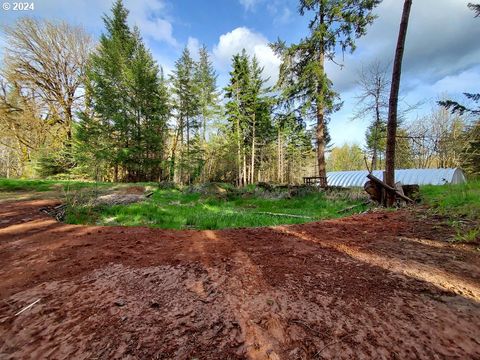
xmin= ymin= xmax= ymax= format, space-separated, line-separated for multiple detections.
xmin=64 ymin=188 xmax=368 ymax=230
xmin=421 ymin=181 xmax=480 ymax=221
xmin=421 ymin=181 xmax=480 ymax=243
xmin=0 ymin=178 xmax=113 ymax=192
xmin=6 ymin=177 xmax=477 ymax=232
xmin=0 ymin=178 xmax=159 ymax=193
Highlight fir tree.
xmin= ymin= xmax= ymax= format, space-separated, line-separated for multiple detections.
xmin=77 ymin=0 xmax=169 ymax=181
xmin=271 ymin=0 xmax=381 ymax=187
xmin=195 ymin=45 xmax=220 ymax=141
xmin=170 ymin=47 xmax=201 ymax=184
xmin=224 ymin=51 xmax=273 ymax=185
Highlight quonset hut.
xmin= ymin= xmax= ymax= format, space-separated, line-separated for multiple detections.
xmin=326 ymin=168 xmax=467 ymax=188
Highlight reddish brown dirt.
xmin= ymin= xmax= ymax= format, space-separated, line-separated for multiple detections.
xmin=0 ymin=200 xmax=479 ymax=359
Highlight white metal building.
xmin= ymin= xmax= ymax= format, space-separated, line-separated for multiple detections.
xmin=326 ymin=168 xmax=467 ymax=187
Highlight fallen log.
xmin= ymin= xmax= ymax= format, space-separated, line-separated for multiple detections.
xmin=337 ymin=201 xmax=370 ymax=214
xmin=253 ymin=211 xmax=313 ymax=219
xmin=366 ymin=173 xmax=414 ymax=204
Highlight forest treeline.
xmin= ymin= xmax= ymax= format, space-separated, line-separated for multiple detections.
xmin=0 ymin=0 xmax=478 ymax=184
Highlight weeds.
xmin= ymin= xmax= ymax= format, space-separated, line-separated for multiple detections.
xmin=64 ymin=186 xmax=368 ymax=230
xmin=421 ymin=181 xmax=480 ymax=221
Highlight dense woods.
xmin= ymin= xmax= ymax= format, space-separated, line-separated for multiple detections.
xmin=0 ymin=0 xmax=478 ymax=183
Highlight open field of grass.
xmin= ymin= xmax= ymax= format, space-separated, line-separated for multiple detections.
xmin=64 ymin=186 xmax=368 ymax=230
xmin=2 ymin=178 xmax=479 ymax=232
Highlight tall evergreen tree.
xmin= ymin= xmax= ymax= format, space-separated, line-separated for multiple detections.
xmin=224 ymin=51 xmax=272 ymax=186
xmin=77 ymin=0 xmax=169 ymax=181
xmin=224 ymin=51 xmax=250 ymax=186
xmin=195 ymin=45 xmax=220 ymax=141
xmin=272 ymin=0 xmax=381 ymax=187
xmin=170 ymin=47 xmax=201 ymax=184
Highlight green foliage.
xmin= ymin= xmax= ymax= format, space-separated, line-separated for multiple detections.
xmin=327 ymin=144 xmax=365 ymax=171
xmin=439 ymin=92 xmax=479 ymax=175
xmin=196 ymin=45 xmax=221 ymax=141
xmin=169 ymin=46 xmax=219 ymax=184
xmin=36 ymin=145 xmax=76 ymax=178
xmin=272 ymin=0 xmax=381 ymax=117
xmin=453 ymin=225 xmax=480 ymax=243
xmin=224 ymin=50 xmax=274 ymax=185
xmin=77 ymin=0 xmax=169 ymax=182
xmin=439 ymin=93 xmax=480 ymax=116
xmin=64 ymin=186 xmax=367 ymax=230
xmin=170 ymin=47 xmax=202 ymax=184
xmin=461 ymin=120 xmax=480 ymax=175
xmin=421 ymin=181 xmax=480 ymax=221
xmin=0 ymin=178 xmax=113 ymax=192
xmin=271 ymin=0 xmax=381 ymax=185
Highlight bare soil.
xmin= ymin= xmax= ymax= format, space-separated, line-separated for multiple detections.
xmin=0 ymin=199 xmax=479 ymax=359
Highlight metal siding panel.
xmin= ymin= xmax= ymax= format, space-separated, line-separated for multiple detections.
xmin=326 ymin=168 xmax=466 ymax=187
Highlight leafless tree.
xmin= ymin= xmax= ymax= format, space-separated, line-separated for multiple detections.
xmin=406 ymin=106 xmax=465 ymax=169
xmin=2 ymin=18 xmax=93 ymax=140
xmin=353 ymin=61 xmax=390 ymax=170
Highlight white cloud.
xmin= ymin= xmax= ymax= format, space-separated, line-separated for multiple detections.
xmin=326 ymin=0 xmax=480 ymax=93
xmin=125 ymin=0 xmax=179 ymax=48
xmin=187 ymin=37 xmax=201 ymax=60
xmin=267 ymin=1 xmax=293 ymax=24
xmin=213 ymin=27 xmax=281 ymax=86
xmin=239 ymin=0 xmax=261 ymax=11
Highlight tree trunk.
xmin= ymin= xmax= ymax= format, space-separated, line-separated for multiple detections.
xmin=251 ymin=113 xmax=256 ymax=184
xmin=316 ymin=108 xmax=327 ymax=188
xmin=186 ymin=116 xmax=190 ymax=185
xmin=237 ymin=118 xmax=242 ymax=186
xmin=372 ymin=148 xmax=378 ymax=170
xmin=385 ymin=0 xmax=412 ymax=205
xmin=316 ymin=10 xmax=328 ymax=188
xmin=277 ymin=128 xmax=281 ymax=183
xmin=243 ymin=149 xmax=247 ymax=186
xmin=372 ymin=89 xmax=381 ymax=170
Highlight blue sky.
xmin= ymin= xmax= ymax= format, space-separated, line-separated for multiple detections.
xmin=1 ymin=0 xmax=479 ymax=148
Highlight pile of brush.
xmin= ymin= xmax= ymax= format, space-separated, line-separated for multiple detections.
xmin=39 ymin=204 xmax=67 ymax=221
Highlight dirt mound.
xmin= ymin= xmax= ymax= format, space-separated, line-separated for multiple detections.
xmin=93 ymin=193 xmax=146 ymax=206
xmin=1 ymin=200 xmax=479 ymax=359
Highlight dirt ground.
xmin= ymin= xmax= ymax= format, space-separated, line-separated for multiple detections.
xmin=0 ymin=199 xmax=479 ymax=359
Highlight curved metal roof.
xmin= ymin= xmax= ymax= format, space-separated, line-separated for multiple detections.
xmin=326 ymin=168 xmax=466 ymax=187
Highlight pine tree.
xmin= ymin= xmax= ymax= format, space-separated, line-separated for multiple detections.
xmin=272 ymin=0 xmax=381 ymax=187
xmin=224 ymin=51 xmax=250 ymax=186
xmin=224 ymin=51 xmax=272 ymax=186
xmin=77 ymin=0 xmax=169 ymax=181
xmin=79 ymin=0 xmax=134 ymax=181
xmin=195 ymin=45 xmax=220 ymax=141
xmin=125 ymin=28 xmax=169 ymax=180
xmin=245 ymin=56 xmax=273 ymax=184
xmin=170 ymin=48 xmax=201 ymax=184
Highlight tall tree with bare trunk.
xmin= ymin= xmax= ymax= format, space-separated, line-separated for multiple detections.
xmin=271 ymin=0 xmax=381 ymax=188
xmin=385 ymin=0 xmax=412 ymax=205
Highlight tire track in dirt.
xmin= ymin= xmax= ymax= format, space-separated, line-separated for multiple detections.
xmin=0 ymin=200 xmax=479 ymax=359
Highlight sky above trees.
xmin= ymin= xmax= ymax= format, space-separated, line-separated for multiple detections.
xmin=1 ymin=0 xmax=478 ymax=147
